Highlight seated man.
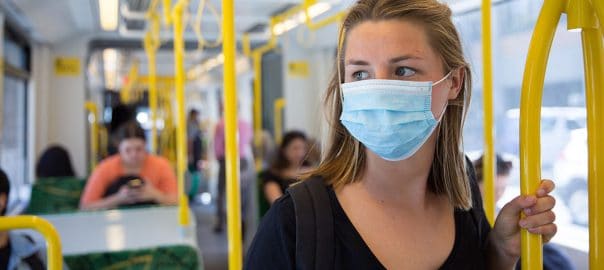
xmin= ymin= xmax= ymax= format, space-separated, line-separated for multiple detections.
xmin=0 ymin=168 xmax=46 ymax=270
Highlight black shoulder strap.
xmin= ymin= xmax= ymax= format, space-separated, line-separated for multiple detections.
xmin=21 ymin=235 xmax=45 ymax=270
xmin=23 ymin=253 xmax=45 ymax=270
xmin=288 ymin=177 xmax=335 ymax=270
xmin=465 ymin=156 xmax=486 ymax=236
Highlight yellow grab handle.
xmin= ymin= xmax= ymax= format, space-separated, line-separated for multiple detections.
xmin=519 ymin=0 xmax=566 ymax=268
xmin=0 ymin=216 xmax=62 ymax=270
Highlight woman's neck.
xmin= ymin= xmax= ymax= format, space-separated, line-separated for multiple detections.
xmin=357 ymin=134 xmax=437 ymax=208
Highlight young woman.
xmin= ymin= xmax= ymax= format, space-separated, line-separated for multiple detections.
xmin=80 ymin=122 xmax=178 ymax=210
xmin=260 ymin=130 xmax=312 ymax=204
xmin=245 ymin=0 xmax=556 ymax=269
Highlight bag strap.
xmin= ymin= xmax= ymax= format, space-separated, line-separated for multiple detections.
xmin=465 ymin=156 xmax=485 ymax=238
xmin=20 ymin=235 xmax=45 ymax=270
xmin=288 ymin=177 xmax=335 ymax=270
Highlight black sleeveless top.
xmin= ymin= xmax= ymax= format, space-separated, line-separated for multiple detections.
xmin=245 ymin=172 xmax=491 ymax=269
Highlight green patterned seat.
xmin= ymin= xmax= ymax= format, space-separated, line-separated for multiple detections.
xmin=64 ymin=245 xmax=201 ymax=270
xmin=26 ymin=177 xmax=86 ymax=214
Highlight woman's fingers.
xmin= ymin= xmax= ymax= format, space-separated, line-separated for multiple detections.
xmin=527 ymin=223 xmax=558 ymax=243
xmin=537 ymin=179 xmax=555 ymax=197
xmin=519 ymin=210 xmax=556 ymax=230
xmin=523 ymin=195 xmax=555 ymax=216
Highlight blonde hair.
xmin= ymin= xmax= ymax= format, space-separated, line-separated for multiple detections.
xmin=310 ymin=0 xmax=473 ymax=209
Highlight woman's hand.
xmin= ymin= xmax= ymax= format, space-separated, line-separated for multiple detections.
xmin=489 ymin=179 xmax=557 ymax=265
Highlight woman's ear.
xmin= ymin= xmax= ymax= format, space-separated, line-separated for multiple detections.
xmin=447 ymin=67 xmax=464 ymax=100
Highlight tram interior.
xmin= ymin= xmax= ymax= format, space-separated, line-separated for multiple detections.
xmin=0 ymin=0 xmax=596 ymax=269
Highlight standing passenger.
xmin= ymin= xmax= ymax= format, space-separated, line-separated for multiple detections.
xmin=213 ymin=115 xmax=253 ymax=233
xmin=187 ymin=109 xmax=205 ymax=172
xmin=245 ymin=1 xmax=557 ymax=269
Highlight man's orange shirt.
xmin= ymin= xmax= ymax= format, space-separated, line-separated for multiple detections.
xmin=80 ymin=154 xmax=178 ymax=205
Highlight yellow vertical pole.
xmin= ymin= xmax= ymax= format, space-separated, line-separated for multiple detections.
xmin=519 ymin=1 xmax=565 ymax=269
xmin=481 ymin=0 xmax=495 ymax=226
xmin=84 ymin=102 xmax=99 ymax=171
xmin=144 ymin=33 xmax=159 ymax=154
xmin=172 ymin=0 xmax=190 ymax=227
xmin=162 ymin=0 xmax=173 ymax=26
xmin=274 ymin=98 xmax=286 ymax=145
xmin=591 ymin=0 xmax=604 ymax=37
xmin=0 ymin=216 xmax=62 ymax=270
xmin=581 ymin=23 xmax=604 ymax=270
xmin=252 ymin=52 xmax=263 ymax=164
xmin=223 ymin=0 xmax=242 ymax=268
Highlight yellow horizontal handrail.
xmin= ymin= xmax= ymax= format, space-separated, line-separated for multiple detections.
xmin=0 ymin=216 xmax=62 ymax=270
xmin=302 ymin=0 xmax=345 ymax=30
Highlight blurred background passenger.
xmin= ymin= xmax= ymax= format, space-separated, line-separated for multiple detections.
xmin=0 ymin=168 xmax=46 ymax=270
xmin=213 ymin=114 xmax=253 ymax=233
xmin=80 ymin=122 xmax=177 ymax=210
xmin=107 ymin=103 xmax=136 ymax=155
xmin=260 ymin=130 xmax=312 ymax=205
xmin=187 ymin=109 xmax=206 ymax=199
xmin=473 ymin=154 xmax=575 ymax=270
xmin=35 ymin=145 xmax=76 ymax=178
xmin=187 ymin=109 xmax=205 ymax=171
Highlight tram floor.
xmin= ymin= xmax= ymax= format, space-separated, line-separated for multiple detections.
xmin=192 ymin=203 xmax=229 ymax=270
xmin=192 ymin=201 xmax=257 ymax=270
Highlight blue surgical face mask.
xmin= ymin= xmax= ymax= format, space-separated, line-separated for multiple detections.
xmin=339 ymin=73 xmax=451 ymax=161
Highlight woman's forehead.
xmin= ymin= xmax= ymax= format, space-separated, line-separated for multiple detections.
xmin=344 ymin=20 xmax=437 ymax=62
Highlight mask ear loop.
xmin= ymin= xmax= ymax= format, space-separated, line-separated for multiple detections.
xmin=432 ymin=70 xmax=453 ymax=87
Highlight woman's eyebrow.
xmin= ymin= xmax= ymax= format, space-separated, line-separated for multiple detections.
xmin=346 ymin=59 xmax=370 ymax=66
xmin=389 ymin=55 xmax=422 ymax=63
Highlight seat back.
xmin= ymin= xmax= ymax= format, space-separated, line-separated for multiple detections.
xmin=26 ymin=177 xmax=86 ymax=214
xmin=64 ymin=245 xmax=201 ymax=270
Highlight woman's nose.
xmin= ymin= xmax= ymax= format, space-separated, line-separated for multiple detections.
xmin=374 ymin=67 xmax=391 ymax=80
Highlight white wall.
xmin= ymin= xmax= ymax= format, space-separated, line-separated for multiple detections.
xmin=281 ymin=25 xmax=337 ymax=140
xmin=30 ymin=43 xmax=52 ymax=181
xmin=33 ymin=35 xmax=91 ymax=178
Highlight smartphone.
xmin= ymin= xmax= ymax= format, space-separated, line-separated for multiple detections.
xmin=127 ymin=178 xmax=144 ymax=189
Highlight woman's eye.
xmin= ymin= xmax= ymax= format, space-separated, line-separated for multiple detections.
xmin=352 ymin=71 xmax=369 ymax=81
xmin=395 ymin=67 xmax=416 ymax=77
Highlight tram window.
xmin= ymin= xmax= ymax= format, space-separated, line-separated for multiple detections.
xmin=0 ymin=76 xmax=28 ymax=212
xmin=454 ymin=0 xmax=588 ymax=267
xmin=1 ymin=25 xmax=31 ymax=213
